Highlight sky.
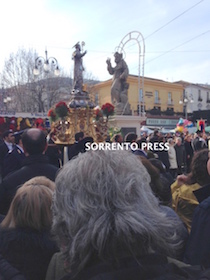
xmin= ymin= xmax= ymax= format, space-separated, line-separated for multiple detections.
xmin=0 ymin=0 xmax=209 ymax=84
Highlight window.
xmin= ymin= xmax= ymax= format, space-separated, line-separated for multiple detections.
xmin=198 ymin=89 xmax=202 ymax=102
xmin=207 ymin=92 xmax=210 ymax=103
xmin=168 ymin=92 xmax=172 ymax=105
xmin=154 ymin=90 xmax=159 ymax=103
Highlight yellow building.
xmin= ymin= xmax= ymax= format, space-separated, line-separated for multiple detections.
xmin=92 ymin=75 xmax=184 ymax=116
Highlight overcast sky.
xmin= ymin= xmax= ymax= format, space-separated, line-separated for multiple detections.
xmin=0 ymin=0 xmax=209 ymax=84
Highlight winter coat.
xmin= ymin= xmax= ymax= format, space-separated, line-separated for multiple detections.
xmin=184 ymin=141 xmax=194 ymax=172
xmin=184 ymin=184 xmax=210 ymax=268
xmin=48 ymin=253 xmax=206 ymax=280
xmin=3 ymin=145 xmax=25 ymax=178
xmin=157 ymin=150 xmax=170 ymax=171
xmin=174 ymin=144 xmax=186 ymax=168
xmin=0 ymin=228 xmax=58 ymax=280
xmin=0 ymin=254 xmax=26 ymax=280
xmin=0 ymin=154 xmax=59 ymax=215
xmin=168 ymin=146 xmax=178 ymax=169
xmin=171 ymin=180 xmax=200 ymax=232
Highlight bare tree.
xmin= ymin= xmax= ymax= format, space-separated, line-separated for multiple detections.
xmin=1 ymin=48 xmax=72 ymax=113
xmin=1 ymin=48 xmax=38 ymax=112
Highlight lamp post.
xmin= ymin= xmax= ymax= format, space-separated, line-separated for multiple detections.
xmin=33 ymin=49 xmax=60 ymax=112
xmin=179 ymin=94 xmax=194 ymax=119
xmin=1 ymin=84 xmax=12 ymax=112
xmin=3 ymin=96 xmax=12 ymax=112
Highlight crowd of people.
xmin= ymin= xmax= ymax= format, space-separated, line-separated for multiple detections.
xmin=0 ymin=127 xmax=210 ymax=279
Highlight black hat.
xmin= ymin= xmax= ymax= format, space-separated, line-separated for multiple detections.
xmin=12 ymin=130 xmax=24 ymax=143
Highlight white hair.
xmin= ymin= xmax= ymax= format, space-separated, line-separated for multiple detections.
xmin=52 ymin=149 xmax=182 ymax=275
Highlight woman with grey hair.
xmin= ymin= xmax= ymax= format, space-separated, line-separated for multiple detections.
xmin=47 ymin=150 xmax=200 ymax=280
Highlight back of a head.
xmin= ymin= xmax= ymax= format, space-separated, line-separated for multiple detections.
xmin=139 ymin=156 xmax=160 ymax=182
xmin=190 ymin=149 xmax=210 ymax=186
xmin=149 ymin=158 xmax=166 ymax=173
xmin=23 ymin=176 xmax=55 ymax=191
xmin=52 ymin=149 xmax=182 ymax=275
xmin=124 ymin=132 xmax=137 ymax=143
xmin=154 ymin=130 xmax=159 ymax=137
xmin=75 ymin=132 xmax=84 ymax=142
xmin=22 ymin=128 xmax=46 ymax=155
xmin=114 ymin=134 xmax=122 ymax=143
xmin=2 ymin=179 xmax=54 ymax=231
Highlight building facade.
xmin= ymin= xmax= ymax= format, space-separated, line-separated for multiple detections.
xmin=93 ymin=75 xmax=184 ymax=116
xmin=176 ymin=81 xmax=210 ymax=113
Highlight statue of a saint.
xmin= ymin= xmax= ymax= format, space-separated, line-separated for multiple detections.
xmin=106 ymin=52 xmax=131 ymax=115
xmin=72 ymin=42 xmax=87 ymax=92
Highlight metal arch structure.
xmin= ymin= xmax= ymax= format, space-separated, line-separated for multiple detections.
xmin=116 ymin=31 xmax=145 ymax=116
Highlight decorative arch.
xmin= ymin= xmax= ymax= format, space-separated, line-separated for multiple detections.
xmin=116 ymin=31 xmax=145 ymax=116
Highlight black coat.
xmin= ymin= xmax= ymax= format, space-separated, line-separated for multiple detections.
xmin=0 ymin=142 xmax=9 ymax=176
xmin=0 ymin=254 xmax=26 ymax=280
xmin=0 ymin=228 xmax=58 ymax=280
xmin=174 ymin=144 xmax=186 ymax=167
xmin=68 ymin=137 xmax=94 ymax=160
xmin=184 ymin=141 xmax=194 ymax=172
xmin=60 ymin=254 xmax=204 ymax=280
xmin=0 ymin=142 xmax=9 ymax=161
xmin=0 ymin=154 xmax=59 ymax=215
xmin=3 ymin=146 xmax=25 ymax=178
xmin=45 ymin=139 xmax=62 ymax=168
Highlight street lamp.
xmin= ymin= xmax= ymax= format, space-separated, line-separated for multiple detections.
xmin=33 ymin=49 xmax=60 ymax=111
xmin=3 ymin=96 xmax=12 ymax=112
xmin=179 ymin=94 xmax=194 ymax=119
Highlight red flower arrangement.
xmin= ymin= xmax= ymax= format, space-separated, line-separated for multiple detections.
xmin=95 ymin=107 xmax=103 ymax=121
xmin=101 ymin=103 xmax=115 ymax=118
xmin=47 ymin=109 xmax=57 ymax=121
xmin=55 ymin=101 xmax=69 ymax=118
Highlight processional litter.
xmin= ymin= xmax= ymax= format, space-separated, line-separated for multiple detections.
xmin=48 ymin=42 xmax=114 ymax=144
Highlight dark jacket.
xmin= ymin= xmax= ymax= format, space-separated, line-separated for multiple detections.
xmin=0 ymin=154 xmax=59 ymax=215
xmin=68 ymin=137 xmax=93 ymax=160
xmin=0 ymin=142 xmax=9 ymax=177
xmin=184 ymin=141 xmax=194 ymax=172
xmin=0 ymin=142 xmax=9 ymax=161
xmin=0 ymin=228 xmax=58 ymax=280
xmin=0 ymin=254 xmax=26 ymax=280
xmin=184 ymin=184 xmax=210 ymax=268
xmin=3 ymin=146 xmax=25 ymax=177
xmin=45 ymin=138 xmax=62 ymax=168
xmin=174 ymin=144 xmax=186 ymax=168
xmin=59 ymin=254 xmax=204 ymax=280
xmin=157 ymin=150 xmax=170 ymax=171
